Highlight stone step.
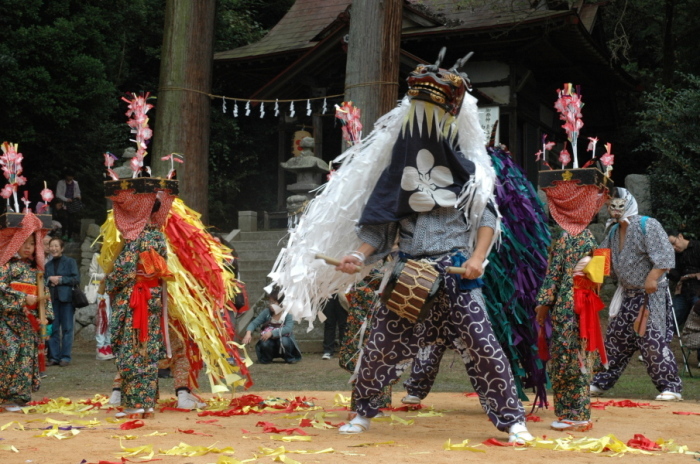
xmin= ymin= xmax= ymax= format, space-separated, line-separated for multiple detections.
xmin=236 ymin=249 xmax=283 ymax=262
xmin=237 ymin=230 xmax=288 ymax=242
xmin=238 ymin=269 xmax=272 ymax=283
xmin=232 ymin=240 xmax=286 ymax=252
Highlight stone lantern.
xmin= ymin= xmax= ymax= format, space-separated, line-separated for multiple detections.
xmin=280 ymin=137 xmax=329 ymax=220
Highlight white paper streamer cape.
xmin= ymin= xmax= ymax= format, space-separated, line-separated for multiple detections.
xmin=268 ymin=92 xmax=499 ymax=327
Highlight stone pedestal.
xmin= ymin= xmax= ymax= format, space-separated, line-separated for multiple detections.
xmin=239 ymin=211 xmax=258 ymax=232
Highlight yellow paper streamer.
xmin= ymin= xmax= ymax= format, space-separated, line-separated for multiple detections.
xmin=270 ymin=435 xmax=312 ymax=443
xmin=349 ymin=441 xmax=396 ymax=448
xmin=259 ymin=446 xmax=335 ymax=455
xmin=372 ymin=414 xmax=414 ymax=426
xmin=0 ymin=444 xmax=19 ymax=452
xmin=1 ymin=421 xmax=24 ymax=431
xmin=334 ymin=393 xmax=350 ymax=407
xmin=158 ymin=442 xmax=235 ymax=457
xmin=34 ymin=425 xmax=80 ymax=440
xmin=117 ymin=442 xmax=155 ymax=460
xmin=443 ymin=439 xmax=486 ymax=453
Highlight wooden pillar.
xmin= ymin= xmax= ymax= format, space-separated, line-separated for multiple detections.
xmin=344 ymin=0 xmax=403 ymax=132
xmin=278 ymin=117 xmax=287 ymax=212
xmin=151 ymin=0 xmax=216 ymax=222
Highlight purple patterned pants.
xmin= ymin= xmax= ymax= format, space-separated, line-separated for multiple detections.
xmin=592 ymin=290 xmax=682 ymax=393
xmin=404 ymin=343 xmax=449 ymax=400
xmin=354 ymin=261 xmax=525 ymax=431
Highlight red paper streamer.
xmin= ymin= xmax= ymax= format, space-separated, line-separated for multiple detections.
xmin=482 ymin=438 xmax=513 ymax=447
xmin=626 ymin=434 xmax=661 ymax=451
xmin=119 ymin=420 xmax=145 ymax=430
xmin=178 ymin=428 xmax=213 ymax=436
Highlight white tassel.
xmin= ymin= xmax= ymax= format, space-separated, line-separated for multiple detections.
xmin=245 ymin=100 xmax=251 ymax=116
xmin=233 ymin=102 xmax=238 ymax=117
xmin=222 ymin=96 xmax=226 ymax=113
xmin=290 ymin=101 xmax=295 ymax=118
xmin=322 ymin=98 xmax=327 ymax=114
xmin=260 ymin=102 xmax=265 ymax=118
xmin=306 ymin=99 xmax=312 ymax=116
xmin=275 ymin=99 xmax=279 ymax=117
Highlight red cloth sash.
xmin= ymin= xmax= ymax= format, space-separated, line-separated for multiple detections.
xmin=129 ymin=277 xmax=159 ymax=343
xmin=11 ymin=282 xmax=41 ymax=332
xmin=573 ymin=275 xmax=607 ymax=366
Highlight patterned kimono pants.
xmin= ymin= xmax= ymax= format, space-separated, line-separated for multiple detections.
xmin=354 ymin=257 xmax=525 ymax=431
xmin=592 ymin=289 xmax=682 ymax=394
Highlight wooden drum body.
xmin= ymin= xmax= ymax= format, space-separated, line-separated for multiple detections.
xmin=381 ymin=259 xmax=443 ymax=323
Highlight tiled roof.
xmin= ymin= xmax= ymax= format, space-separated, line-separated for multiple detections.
xmin=214 ymin=0 xmax=352 ymax=61
xmin=215 ymin=0 xmax=570 ymax=62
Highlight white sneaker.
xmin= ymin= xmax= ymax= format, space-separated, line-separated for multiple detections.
xmin=322 ymin=353 xmax=331 ymax=360
xmin=339 ymin=415 xmax=370 ymax=434
xmin=654 ymin=391 xmax=682 ymax=401
xmin=551 ymin=420 xmax=593 ymax=432
xmin=108 ymin=389 xmax=121 ymax=406
xmin=96 ymin=351 xmax=115 ymax=361
xmin=508 ymin=422 xmax=534 ymax=444
xmin=589 ymin=385 xmax=604 ymax=397
xmin=401 ymin=394 xmax=421 ymax=405
xmin=177 ymin=390 xmax=206 ymax=409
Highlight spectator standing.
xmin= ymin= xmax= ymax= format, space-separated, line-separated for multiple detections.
xmin=321 ymin=294 xmax=347 ymax=359
xmin=45 ymin=237 xmax=79 ymax=367
xmin=55 ymin=172 xmax=82 ymax=241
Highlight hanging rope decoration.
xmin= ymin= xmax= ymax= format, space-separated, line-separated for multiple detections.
xmin=160 ymin=84 xmax=397 ymax=119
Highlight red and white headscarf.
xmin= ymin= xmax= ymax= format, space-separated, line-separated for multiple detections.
xmin=0 ymin=212 xmax=48 ymax=270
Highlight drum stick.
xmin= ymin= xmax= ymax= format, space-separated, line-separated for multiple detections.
xmin=315 ymin=253 xmax=362 ymax=273
xmin=446 ymin=259 xmax=489 ymax=276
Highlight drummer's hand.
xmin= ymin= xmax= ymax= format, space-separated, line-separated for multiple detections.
xmin=336 ymin=255 xmax=361 ymax=274
xmin=460 ymin=256 xmax=484 ymax=280
xmin=25 ymin=294 xmax=38 ymax=307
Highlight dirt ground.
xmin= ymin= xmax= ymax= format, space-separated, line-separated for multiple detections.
xmin=2 ymin=387 xmax=700 ymax=464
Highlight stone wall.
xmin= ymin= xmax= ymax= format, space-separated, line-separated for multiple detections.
xmin=72 ymin=222 xmax=102 ymax=345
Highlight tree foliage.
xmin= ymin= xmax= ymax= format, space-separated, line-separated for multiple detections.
xmin=639 ymin=75 xmax=700 ymax=236
xmin=0 ymin=0 xmax=291 ymax=227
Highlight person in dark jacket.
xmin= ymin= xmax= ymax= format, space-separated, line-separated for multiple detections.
xmin=45 ymin=237 xmax=79 ymax=366
xmin=242 ymin=288 xmax=301 ymax=364
xmin=667 ymin=230 xmax=700 ymax=365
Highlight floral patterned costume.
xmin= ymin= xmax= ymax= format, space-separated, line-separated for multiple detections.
xmin=107 ymin=224 xmax=168 ymax=410
xmin=536 ymin=230 xmax=597 ymax=421
xmin=339 ymin=281 xmax=392 ymax=410
xmin=0 ymin=258 xmax=53 ymax=405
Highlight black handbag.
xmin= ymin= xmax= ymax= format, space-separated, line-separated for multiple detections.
xmin=72 ymin=286 xmax=90 ymax=308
